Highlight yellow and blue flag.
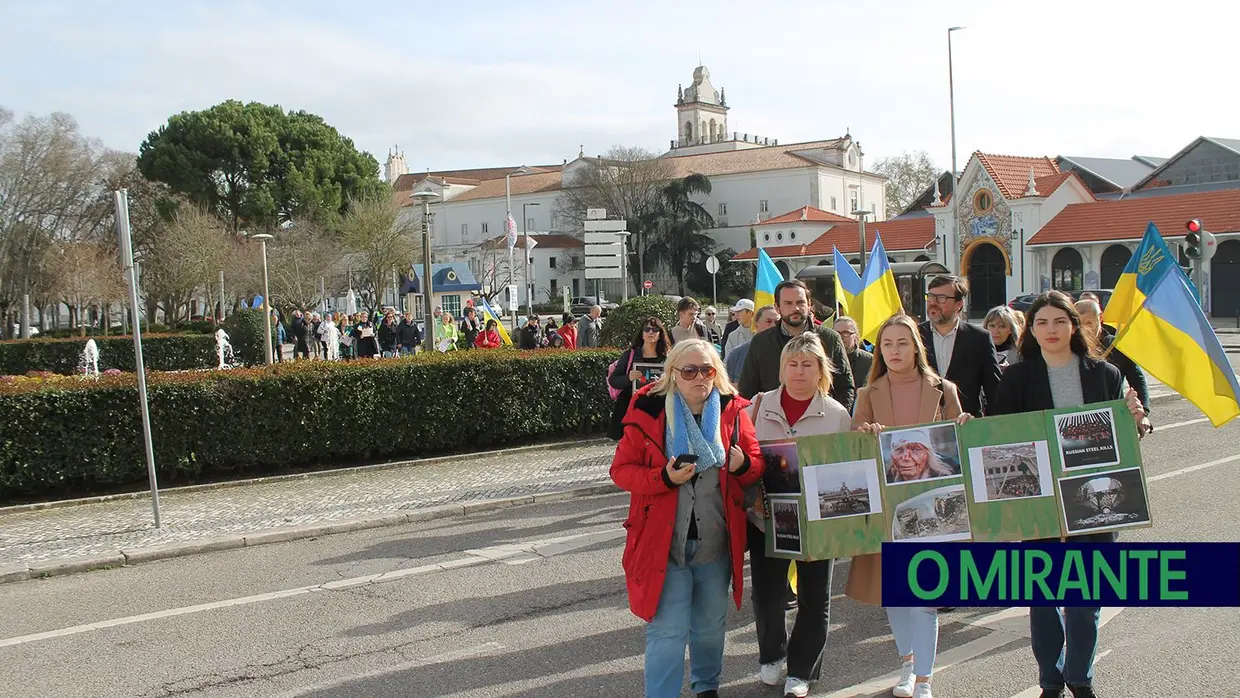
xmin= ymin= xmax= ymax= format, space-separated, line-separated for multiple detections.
xmin=475 ymin=297 xmax=513 ymax=346
xmin=754 ymin=248 xmax=785 ymax=316
xmin=1103 ymin=222 xmax=1239 ymax=426
xmin=833 ymin=246 xmax=863 ymax=316
xmin=855 ymin=233 xmax=903 ymax=344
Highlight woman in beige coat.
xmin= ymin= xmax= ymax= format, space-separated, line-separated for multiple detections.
xmin=848 ymin=313 xmax=971 ymax=698
xmin=745 ymin=333 xmax=852 ymax=698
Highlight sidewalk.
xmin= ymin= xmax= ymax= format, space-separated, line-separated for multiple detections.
xmin=0 ymin=440 xmax=618 ymax=579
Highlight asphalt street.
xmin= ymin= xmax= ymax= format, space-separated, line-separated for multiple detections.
xmin=1 ymin=396 xmax=1238 ymax=697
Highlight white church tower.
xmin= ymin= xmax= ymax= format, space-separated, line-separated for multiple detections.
xmin=383 ymin=146 xmax=408 ymax=183
xmin=668 ymin=65 xmax=777 ymax=156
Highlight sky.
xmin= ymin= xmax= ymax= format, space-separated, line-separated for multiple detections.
xmin=3 ymin=0 xmax=1238 ymax=175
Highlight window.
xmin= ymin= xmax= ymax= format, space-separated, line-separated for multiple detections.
xmin=849 ymin=190 xmax=859 ymax=212
xmin=974 ymin=189 xmax=994 ymax=215
xmin=550 ymin=279 xmax=558 ymax=296
xmin=718 ymin=202 xmax=727 ymax=216
xmin=526 ymin=217 xmax=535 ymax=230
xmin=441 ymin=294 xmax=462 ymax=317
xmin=830 ymin=196 xmax=837 ymax=211
xmin=763 ymin=232 xmax=771 ymax=242
xmin=550 ymin=214 xmax=559 ymax=229
xmin=790 ymin=231 xmax=797 ymax=240
xmin=481 ymin=222 xmax=489 ymax=234
xmin=777 ymin=231 xmax=783 ymax=241
xmin=759 ymin=200 xmax=769 ymax=213
xmin=461 ymin=223 xmax=468 ymax=236
xmin=549 ymin=257 xmax=556 ymax=270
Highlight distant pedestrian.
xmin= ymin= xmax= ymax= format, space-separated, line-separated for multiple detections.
xmin=670 ymin=297 xmax=709 ymax=345
xmin=557 ymin=312 xmax=578 ymax=349
xmin=475 ymin=319 xmax=503 ymax=349
xmin=833 ymin=316 xmax=873 ymax=388
xmin=576 ymin=306 xmax=603 ymax=348
xmin=459 ymin=306 xmax=483 ymax=348
xmin=351 ymin=311 xmax=379 ymax=358
xmin=723 ymin=299 xmax=755 ymax=357
xmin=606 ymin=317 xmax=670 ymax=440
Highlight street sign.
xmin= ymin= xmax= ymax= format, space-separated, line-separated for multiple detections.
xmin=507 ymin=284 xmax=518 ymax=313
xmin=643 ymin=280 xmax=654 ymax=290
xmin=585 ymin=232 xmax=623 ymax=245
xmin=585 ymin=267 xmax=623 ymax=279
xmin=705 ymin=255 xmax=720 ymax=274
xmin=586 ymin=208 xmax=607 ymax=220
xmin=586 ymin=242 xmax=624 ymax=255
xmin=583 ymin=219 xmax=628 ymax=232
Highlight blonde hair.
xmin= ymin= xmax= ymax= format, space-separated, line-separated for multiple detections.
xmin=650 ymin=339 xmax=736 ymax=397
xmin=779 ymin=333 xmax=835 ymax=397
xmin=983 ymin=305 xmax=1025 ymax=344
xmin=869 ymin=313 xmax=937 ymax=384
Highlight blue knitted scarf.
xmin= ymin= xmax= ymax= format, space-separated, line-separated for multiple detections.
xmin=665 ymin=389 xmax=725 ymax=469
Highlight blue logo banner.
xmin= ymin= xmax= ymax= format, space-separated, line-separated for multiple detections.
xmin=881 ymin=542 xmax=1240 ymax=607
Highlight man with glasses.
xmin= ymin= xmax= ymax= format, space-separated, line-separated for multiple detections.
xmin=918 ymin=275 xmax=1001 ymax=417
xmin=702 ymin=306 xmax=723 ymax=345
xmin=833 ymin=316 xmax=873 ymax=388
xmin=738 ymin=279 xmax=854 ymax=410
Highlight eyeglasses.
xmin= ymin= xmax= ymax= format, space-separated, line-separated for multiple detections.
xmin=677 ymin=365 xmax=717 ymax=380
xmin=925 ymin=292 xmax=961 ymax=303
xmin=642 ymin=327 xmax=660 ymax=334
xmin=837 ymin=330 xmax=857 ymax=337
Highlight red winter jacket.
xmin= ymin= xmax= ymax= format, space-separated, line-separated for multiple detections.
xmin=610 ymin=384 xmax=764 ymax=622
xmin=474 ymin=329 xmax=502 ymax=349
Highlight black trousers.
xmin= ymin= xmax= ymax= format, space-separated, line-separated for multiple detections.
xmin=747 ymin=522 xmax=834 ymax=681
xmin=294 ymin=339 xmax=309 ymax=359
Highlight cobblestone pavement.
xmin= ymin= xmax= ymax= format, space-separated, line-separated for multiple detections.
xmin=0 ymin=441 xmax=616 ymax=566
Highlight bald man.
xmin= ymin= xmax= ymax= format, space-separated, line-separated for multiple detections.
xmin=1076 ymin=299 xmax=1153 ymax=431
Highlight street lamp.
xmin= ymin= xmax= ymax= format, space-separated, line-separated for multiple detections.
xmin=250 ymin=233 xmax=275 ymax=365
xmin=948 ymin=25 xmax=966 ymax=270
xmin=411 ymin=190 xmax=439 ymax=353
xmin=522 ymin=202 xmax=540 ymax=316
xmin=854 ymin=208 xmax=872 ymax=269
xmin=617 ymin=231 xmax=631 ymax=301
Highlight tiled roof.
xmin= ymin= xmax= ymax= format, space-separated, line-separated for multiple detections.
xmin=975 ymin=153 xmax=1060 ymax=199
xmin=1027 ymin=188 xmax=1240 ymax=246
xmin=665 ymin=138 xmax=860 ymax=178
xmin=757 ymin=206 xmax=855 ymax=226
xmin=392 ymin=165 xmax=562 ymax=192
xmin=733 ymin=216 xmax=935 ymax=260
xmin=479 ymin=233 xmax=584 ymax=250
xmin=447 ymin=171 xmax=564 ymax=203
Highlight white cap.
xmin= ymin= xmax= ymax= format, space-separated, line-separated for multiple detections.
xmin=730 ymin=299 xmax=755 ymax=313
xmin=890 ymin=428 xmax=933 ymax=452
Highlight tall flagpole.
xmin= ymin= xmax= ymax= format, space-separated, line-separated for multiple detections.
xmin=506 ymin=175 xmax=515 ymax=333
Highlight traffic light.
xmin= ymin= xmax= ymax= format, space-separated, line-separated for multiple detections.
xmin=1185 ymin=219 xmax=1203 ymax=260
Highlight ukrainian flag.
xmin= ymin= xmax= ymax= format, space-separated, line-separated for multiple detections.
xmin=475 ymin=297 xmax=514 ymax=346
xmin=1103 ymin=222 xmax=1239 ymax=426
xmin=855 ymin=233 xmax=903 ymax=344
xmin=754 ymin=248 xmax=785 ymax=317
xmin=833 ymin=246 xmax=863 ymax=316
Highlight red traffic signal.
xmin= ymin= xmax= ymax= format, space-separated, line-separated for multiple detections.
xmin=1186 ymin=218 xmax=1203 ymax=234
xmin=1185 ymin=219 xmax=1204 ymax=258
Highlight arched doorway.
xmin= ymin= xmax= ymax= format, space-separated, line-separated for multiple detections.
xmin=1052 ymin=248 xmax=1083 ymax=291
xmin=965 ymin=242 xmax=1007 ymax=317
xmin=775 ymin=261 xmax=791 ymax=281
xmin=1100 ymin=245 xmax=1131 ymax=289
xmin=1212 ymin=240 xmax=1240 ymax=318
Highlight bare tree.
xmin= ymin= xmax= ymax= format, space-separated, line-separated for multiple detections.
xmin=553 ymin=146 xmax=675 ymax=291
xmin=470 ymin=239 xmax=519 ymax=305
xmin=265 ymin=220 xmax=345 ymax=311
xmin=142 ymin=205 xmax=231 ymax=323
xmin=873 ymin=151 xmax=940 ymax=218
xmin=43 ymin=241 xmax=126 ymax=333
xmin=337 ymin=188 xmax=420 ymax=312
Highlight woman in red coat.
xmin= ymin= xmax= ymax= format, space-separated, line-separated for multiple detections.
xmin=556 ymin=312 xmax=578 ymax=349
xmin=611 ymin=338 xmax=764 ymax=698
xmin=474 ymin=319 xmax=502 ymax=349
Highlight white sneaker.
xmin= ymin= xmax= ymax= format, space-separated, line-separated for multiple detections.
xmin=784 ymin=677 xmax=810 ymax=697
xmin=892 ymin=661 xmax=916 ymax=697
xmin=913 ymin=681 xmax=934 ymax=698
xmin=758 ymin=660 xmax=784 ymax=686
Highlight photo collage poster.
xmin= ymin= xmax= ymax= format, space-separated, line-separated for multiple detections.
xmin=1045 ymin=402 xmax=1152 ymax=536
xmin=957 ymin=412 xmax=1062 ymax=542
xmin=764 ymin=431 xmax=885 ymax=561
xmin=877 ymin=420 xmax=972 ymax=545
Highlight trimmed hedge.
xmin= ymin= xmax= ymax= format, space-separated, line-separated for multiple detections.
xmin=0 ymin=334 xmax=217 ymax=376
xmin=600 ymin=295 xmax=679 ymax=348
xmin=0 ymin=348 xmax=620 ymax=502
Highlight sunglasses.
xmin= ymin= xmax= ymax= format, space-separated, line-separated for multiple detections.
xmin=676 ymin=365 xmax=717 ymax=380
xmin=643 ymin=327 xmax=661 ymax=334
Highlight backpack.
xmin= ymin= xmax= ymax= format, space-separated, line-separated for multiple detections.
xmin=607 ymin=350 xmax=635 ymax=401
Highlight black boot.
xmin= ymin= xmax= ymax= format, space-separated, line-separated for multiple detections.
xmin=695 ymin=691 xmax=719 ymax=698
xmin=1068 ymin=686 xmax=1097 ymax=698
xmin=1039 ymin=690 xmax=1063 ymax=698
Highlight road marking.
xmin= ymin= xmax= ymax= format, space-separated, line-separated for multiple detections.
xmin=281 ymin=642 xmax=507 ymax=698
xmin=1148 ymin=453 xmax=1240 ymax=482
xmin=1156 ymin=417 xmax=1209 ymax=430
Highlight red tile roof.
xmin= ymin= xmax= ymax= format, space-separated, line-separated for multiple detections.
xmin=445 ymin=171 xmax=564 ymax=203
xmin=732 ymin=216 xmax=936 ymax=260
xmin=1027 ymin=188 xmax=1240 ymax=246
xmin=757 ymin=206 xmax=855 ymax=226
xmin=975 ymin=153 xmax=1060 ymax=199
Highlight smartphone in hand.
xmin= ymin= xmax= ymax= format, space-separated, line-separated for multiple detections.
xmin=671 ymin=454 xmax=699 ymax=470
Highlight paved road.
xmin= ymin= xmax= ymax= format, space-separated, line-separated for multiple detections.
xmin=1 ymin=393 xmax=1238 ymax=697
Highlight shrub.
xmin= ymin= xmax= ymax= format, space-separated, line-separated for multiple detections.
xmin=0 ymin=348 xmax=621 ymax=502
xmin=0 ymin=334 xmax=217 ymax=376
xmin=222 ymin=309 xmax=269 ymax=366
xmin=600 ymin=295 xmax=678 ymax=347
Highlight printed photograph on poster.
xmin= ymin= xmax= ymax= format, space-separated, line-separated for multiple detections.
xmin=1054 ymin=407 xmax=1120 ymax=470
xmin=968 ymin=440 xmax=1054 ymax=502
xmin=770 ymin=498 xmax=802 ymax=554
xmin=760 ymin=440 xmax=801 ymax=494
xmin=632 ymin=362 xmax=665 ymax=392
xmin=891 ymin=484 xmax=972 ymax=542
xmin=803 ymin=459 xmax=882 ymax=521
xmin=880 ymin=423 xmax=962 ymax=485
xmin=1059 ymin=467 xmax=1150 ymax=534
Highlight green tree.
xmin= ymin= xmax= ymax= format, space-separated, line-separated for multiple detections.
xmin=645 ymin=173 xmax=716 ymax=296
xmin=599 ymin=295 xmax=678 ymax=348
xmin=685 ymin=248 xmax=751 ymax=301
xmin=874 ymin=150 xmax=940 ymax=218
xmin=137 ymin=100 xmax=382 ymax=233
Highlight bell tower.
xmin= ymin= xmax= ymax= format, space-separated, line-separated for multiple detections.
xmin=384 ymin=146 xmax=408 ymax=183
xmin=675 ymin=65 xmax=729 ymax=148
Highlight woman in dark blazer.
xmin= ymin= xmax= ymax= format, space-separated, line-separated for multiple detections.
xmin=990 ymin=291 xmax=1148 ymax=698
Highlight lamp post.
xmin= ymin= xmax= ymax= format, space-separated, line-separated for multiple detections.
xmin=948 ymin=25 xmax=966 ymax=270
xmin=411 ymin=191 xmax=439 ymax=353
xmin=617 ymin=231 xmax=631 ymax=302
xmin=854 ymin=209 xmax=872 ymax=269
xmin=251 ymin=233 xmax=274 ymax=365
xmin=522 ymin=202 xmax=540 ymax=316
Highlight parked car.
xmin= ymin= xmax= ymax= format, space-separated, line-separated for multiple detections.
xmin=570 ymin=296 xmax=618 ymax=317
xmin=1008 ymin=289 xmax=1112 ymax=314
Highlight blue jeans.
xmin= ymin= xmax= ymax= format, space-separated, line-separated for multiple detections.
xmin=398 ymin=346 xmax=415 ymax=356
xmin=886 ymin=606 xmax=939 ymax=677
xmin=645 ymin=540 xmax=731 ymax=698
xmin=1031 ymin=606 xmax=1100 ymax=690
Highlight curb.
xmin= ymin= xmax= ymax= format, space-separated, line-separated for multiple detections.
xmin=0 ymin=437 xmax=611 ymax=515
xmin=0 ymin=483 xmax=620 ymax=586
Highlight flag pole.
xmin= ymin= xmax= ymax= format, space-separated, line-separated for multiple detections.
xmin=506 ymin=175 xmax=515 ymax=333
